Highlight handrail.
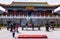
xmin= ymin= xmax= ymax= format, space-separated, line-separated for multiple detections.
xmin=0 ymin=15 xmax=59 ymax=19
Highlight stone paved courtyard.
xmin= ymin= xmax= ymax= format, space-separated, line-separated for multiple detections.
xmin=0 ymin=27 xmax=60 ymax=39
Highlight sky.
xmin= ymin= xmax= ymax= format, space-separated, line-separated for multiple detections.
xmin=0 ymin=0 xmax=60 ymax=12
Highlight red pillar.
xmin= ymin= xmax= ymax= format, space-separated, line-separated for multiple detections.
xmin=41 ymin=11 xmax=45 ymax=16
xmin=13 ymin=10 xmax=16 ymax=16
xmin=44 ymin=11 xmax=46 ymax=16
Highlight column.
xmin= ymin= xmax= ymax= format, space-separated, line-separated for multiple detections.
xmin=44 ymin=11 xmax=46 ymax=16
xmin=13 ymin=9 xmax=16 ymax=16
xmin=48 ymin=10 xmax=52 ymax=16
xmin=42 ymin=11 xmax=46 ymax=16
xmin=41 ymin=10 xmax=44 ymax=16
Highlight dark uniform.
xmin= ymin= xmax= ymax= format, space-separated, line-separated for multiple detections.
xmin=50 ymin=22 xmax=55 ymax=30
xmin=10 ymin=23 xmax=13 ymax=32
xmin=12 ymin=28 xmax=15 ymax=38
xmin=32 ymin=23 xmax=34 ymax=30
xmin=25 ymin=23 xmax=28 ymax=30
xmin=7 ymin=21 xmax=11 ymax=30
xmin=13 ymin=22 xmax=16 ymax=29
xmin=45 ymin=22 xmax=49 ymax=31
xmin=12 ymin=22 xmax=16 ymax=38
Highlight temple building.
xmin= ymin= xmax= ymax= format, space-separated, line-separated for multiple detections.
xmin=0 ymin=2 xmax=60 ymax=26
xmin=0 ymin=2 xmax=59 ymax=16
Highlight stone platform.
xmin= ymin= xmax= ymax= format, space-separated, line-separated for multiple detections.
xmin=18 ymin=34 xmax=48 ymax=39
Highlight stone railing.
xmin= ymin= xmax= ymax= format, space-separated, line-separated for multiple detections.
xmin=0 ymin=15 xmax=59 ymax=19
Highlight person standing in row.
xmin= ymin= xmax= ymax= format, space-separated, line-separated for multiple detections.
xmin=10 ymin=22 xmax=13 ymax=32
xmin=12 ymin=22 xmax=16 ymax=38
xmin=50 ymin=22 xmax=55 ymax=30
xmin=32 ymin=23 xmax=34 ymax=31
xmin=26 ymin=22 xmax=28 ymax=30
xmin=45 ymin=22 xmax=50 ymax=32
xmin=12 ymin=28 xmax=16 ymax=38
xmin=10 ymin=22 xmax=16 ymax=32
xmin=7 ymin=21 xmax=11 ymax=30
xmin=15 ymin=23 xmax=19 ymax=33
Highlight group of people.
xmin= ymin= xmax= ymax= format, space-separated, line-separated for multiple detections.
xmin=45 ymin=21 xmax=55 ymax=31
xmin=6 ymin=20 xmax=55 ymax=37
xmin=7 ymin=21 xmax=19 ymax=38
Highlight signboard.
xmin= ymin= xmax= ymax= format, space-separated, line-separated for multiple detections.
xmin=26 ymin=6 xmax=34 ymax=10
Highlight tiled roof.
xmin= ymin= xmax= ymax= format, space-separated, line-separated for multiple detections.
xmin=0 ymin=2 xmax=59 ymax=7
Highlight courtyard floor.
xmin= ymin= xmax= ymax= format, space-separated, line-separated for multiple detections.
xmin=0 ymin=27 xmax=60 ymax=39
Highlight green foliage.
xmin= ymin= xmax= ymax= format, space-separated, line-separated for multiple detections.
xmin=55 ymin=22 xmax=60 ymax=28
xmin=58 ymin=14 xmax=60 ymax=16
xmin=0 ymin=23 xmax=6 ymax=28
xmin=49 ymin=14 xmax=52 ymax=16
xmin=0 ymin=13 xmax=3 ymax=16
xmin=7 ymin=14 xmax=10 ymax=16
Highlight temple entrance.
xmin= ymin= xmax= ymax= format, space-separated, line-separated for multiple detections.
xmin=27 ymin=10 xmax=33 ymax=16
xmin=26 ymin=6 xmax=34 ymax=16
